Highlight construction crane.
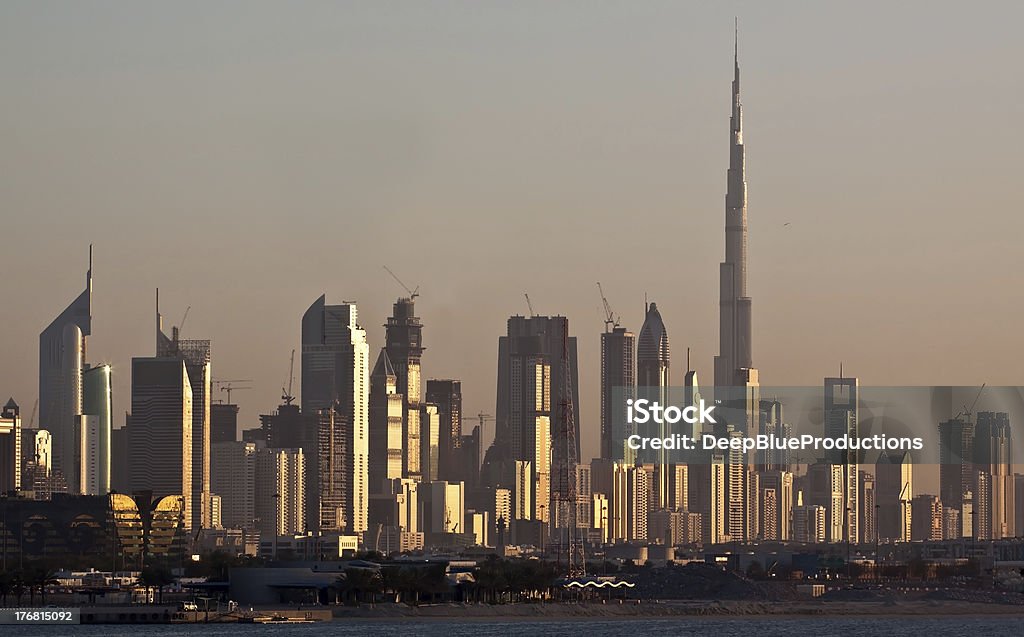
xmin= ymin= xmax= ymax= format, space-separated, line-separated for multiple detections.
xmin=383 ymin=265 xmax=419 ymax=300
xmin=597 ymin=282 xmax=619 ymax=332
xmin=220 ymin=384 xmax=251 ymax=404
xmin=212 ymin=380 xmax=253 ymax=404
xmin=281 ymin=349 xmax=296 ymax=406
xmin=956 ymin=384 xmax=987 ymax=422
xmin=179 ymin=306 xmax=191 ymax=335
xmin=524 ymin=293 xmax=536 ymax=317
xmin=28 ymin=398 xmax=38 ymax=429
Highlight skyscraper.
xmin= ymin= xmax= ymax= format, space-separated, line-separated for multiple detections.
xmin=425 ymin=379 xmax=462 ymax=482
xmin=128 ymin=357 xmax=194 ymax=529
xmin=938 ymin=417 xmax=974 ymax=514
xmin=0 ymin=399 xmax=21 ymax=492
xmin=301 ymin=296 xmax=369 ymax=533
xmin=636 ymin=302 xmax=669 ymax=509
xmin=824 ymin=375 xmax=859 ymax=544
xmin=876 ymin=450 xmax=913 ymax=542
xmin=211 ymin=403 xmax=239 ymax=444
xmin=714 ymin=32 xmax=755 ymax=391
xmin=156 ymin=296 xmax=212 ymax=530
xmin=384 ymin=297 xmax=424 ymax=482
xmin=80 ymin=363 xmax=112 ymax=495
xmin=39 ymin=249 xmax=91 ymax=492
xmin=975 ymin=412 xmax=1014 ymax=538
xmin=486 ymin=315 xmax=581 ymax=526
xmin=600 ymin=325 xmax=634 ymax=462
xmin=369 ymin=349 xmax=403 ymax=493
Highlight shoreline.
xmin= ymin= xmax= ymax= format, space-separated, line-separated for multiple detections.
xmin=330 ymin=600 xmax=1024 ymax=621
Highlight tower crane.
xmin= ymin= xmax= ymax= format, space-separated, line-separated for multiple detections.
xmin=281 ymin=349 xmax=296 ymax=406
xmin=524 ymin=293 xmax=536 ymax=317
xmin=212 ymin=380 xmax=252 ymax=404
xmin=956 ymin=384 xmax=986 ymax=422
xmin=383 ymin=265 xmax=419 ymax=300
xmin=597 ymin=282 xmax=619 ymax=332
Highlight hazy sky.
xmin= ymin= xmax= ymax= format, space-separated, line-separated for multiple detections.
xmin=2 ymin=2 xmax=1023 ymax=469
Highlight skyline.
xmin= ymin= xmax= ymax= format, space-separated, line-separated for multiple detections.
xmin=4 ymin=3 xmax=1024 ymax=469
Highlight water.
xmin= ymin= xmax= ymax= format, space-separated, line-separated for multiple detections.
xmin=5 ymin=617 xmax=1024 ymax=637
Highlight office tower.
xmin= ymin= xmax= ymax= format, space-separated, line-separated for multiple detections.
xmin=211 ymin=441 xmax=256 ymax=529
xmin=156 ymin=297 xmax=212 ymax=530
xmin=128 ymin=357 xmax=194 ymax=529
xmin=513 ymin=460 xmax=533 ymax=522
xmin=301 ymin=296 xmax=369 ymax=533
xmin=425 ymin=481 xmax=465 ymax=534
xmin=421 ymin=403 xmax=440 ymax=482
xmin=911 ymin=495 xmax=943 ymax=541
xmin=39 ymin=249 xmax=91 ymax=492
xmin=254 ymin=447 xmax=305 ymax=537
xmin=759 ymin=469 xmax=793 ymax=541
xmin=943 ymin=506 xmax=960 ymax=540
xmin=495 ymin=487 xmax=512 ymax=534
xmin=938 ymin=417 xmax=974 ymax=513
xmin=668 ymin=464 xmax=689 ymax=512
xmin=79 ymin=364 xmax=111 ymax=495
xmin=974 ymin=412 xmax=1014 ymax=538
xmin=876 ymin=450 xmax=913 ymax=542
xmin=600 ymin=325 xmax=634 ymax=462
xmin=859 ymin=470 xmax=876 ymax=544
xmin=759 ymin=399 xmax=790 ymax=470
xmin=488 ymin=315 xmax=581 ymax=516
xmin=708 ymin=454 xmax=727 ymax=543
xmin=611 ymin=462 xmax=648 ymax=542
xmin=806 ymin=462 xmax=845 ymax=543
xmin=0 ymin=399 xmax=22 ymax=492
xmin=425 ymin=379 xmax=462 ymax=483
xmin=637 ymin=302 xmax=669 ymax=508
xmin=714 ymin=35 xmax=755 ymax=391
xmin=369 ymin=349 xmax=403 ymax=493
xmin=824 ymin=376 xmax=859 ymax=543
xmin=211 ymin=403 xmax=239 ymax=444
xmin=384 ymin=297 xmax=424 ymax=481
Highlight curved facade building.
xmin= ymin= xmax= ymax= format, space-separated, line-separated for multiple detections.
xmin=636 ymin=302 xmax=670 ymax=508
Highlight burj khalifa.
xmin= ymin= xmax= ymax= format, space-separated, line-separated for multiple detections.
xmin=714 ymin=29 xmax=755 ymax=391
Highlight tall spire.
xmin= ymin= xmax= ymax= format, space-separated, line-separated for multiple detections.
xmin=715 ymin=21 xmax=754 ymax=389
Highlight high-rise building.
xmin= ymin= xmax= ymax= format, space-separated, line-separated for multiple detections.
xmin=384 ymin=297 xmax=424 ymax=481
xmin=424 ymin=480 xmax=465 ymax=535
xmin=79 ymin=364 xmax=111 ymax=496
xmin=211 ymin=440 xmax=256 ymax=529
xmin=254 ymin=447 xmax=305 ymax=537
xmin=301 ymin=296 xmax=369 ymax=533
xmin=425 ymin=379 xmax=462 ymax=483
xmin=600 ymin=325 xmax=634 ymax=462
xmin=714 ymin=35 xmax=755 ymax=391
xmin=128 ymin=357 xmax=194 ymax=529
xmin=824 ymin=376 xmax=859 ymax=543
xmin=156 ymin=297 xmax=212 ymax=530
xmin=911 ymin=494 xmax=943 ymax=541
xmin=487 ymin=315 xmax=581 ymax=516
xmin=611 ymin=462 xmax=648 ymax=542
xmin=758 ymin=399 xmax=790 ymax=471
xmin=938 ymin=417 xmax=974 ymax=513
xmin=876 ymin=450 xmax=913 ymax=542
xmin=758 ymin=469 xmax=793 ymax=541
xmin=859 ymin=470 xmax=876 ymax=544
xmin=369 ymin=349 xmax=403 ymax=493
xmin=421 ymin=403 xmax=440 ymax=482
xmin=975 ymin=412 xmax=1014 ymax=538
xmin=637 ymin=302 xmax=670 ymax=508
xmin=211 ymin=403 xmax=239 ymax=444
xmin=39 ymin=249 xmax=91 ymax=492
xmin=0 ymin=399 xmax=22 ymax=492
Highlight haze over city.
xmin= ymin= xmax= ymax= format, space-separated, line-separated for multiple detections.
xmin=3 ymin=1 xmax=1024 ymax=467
